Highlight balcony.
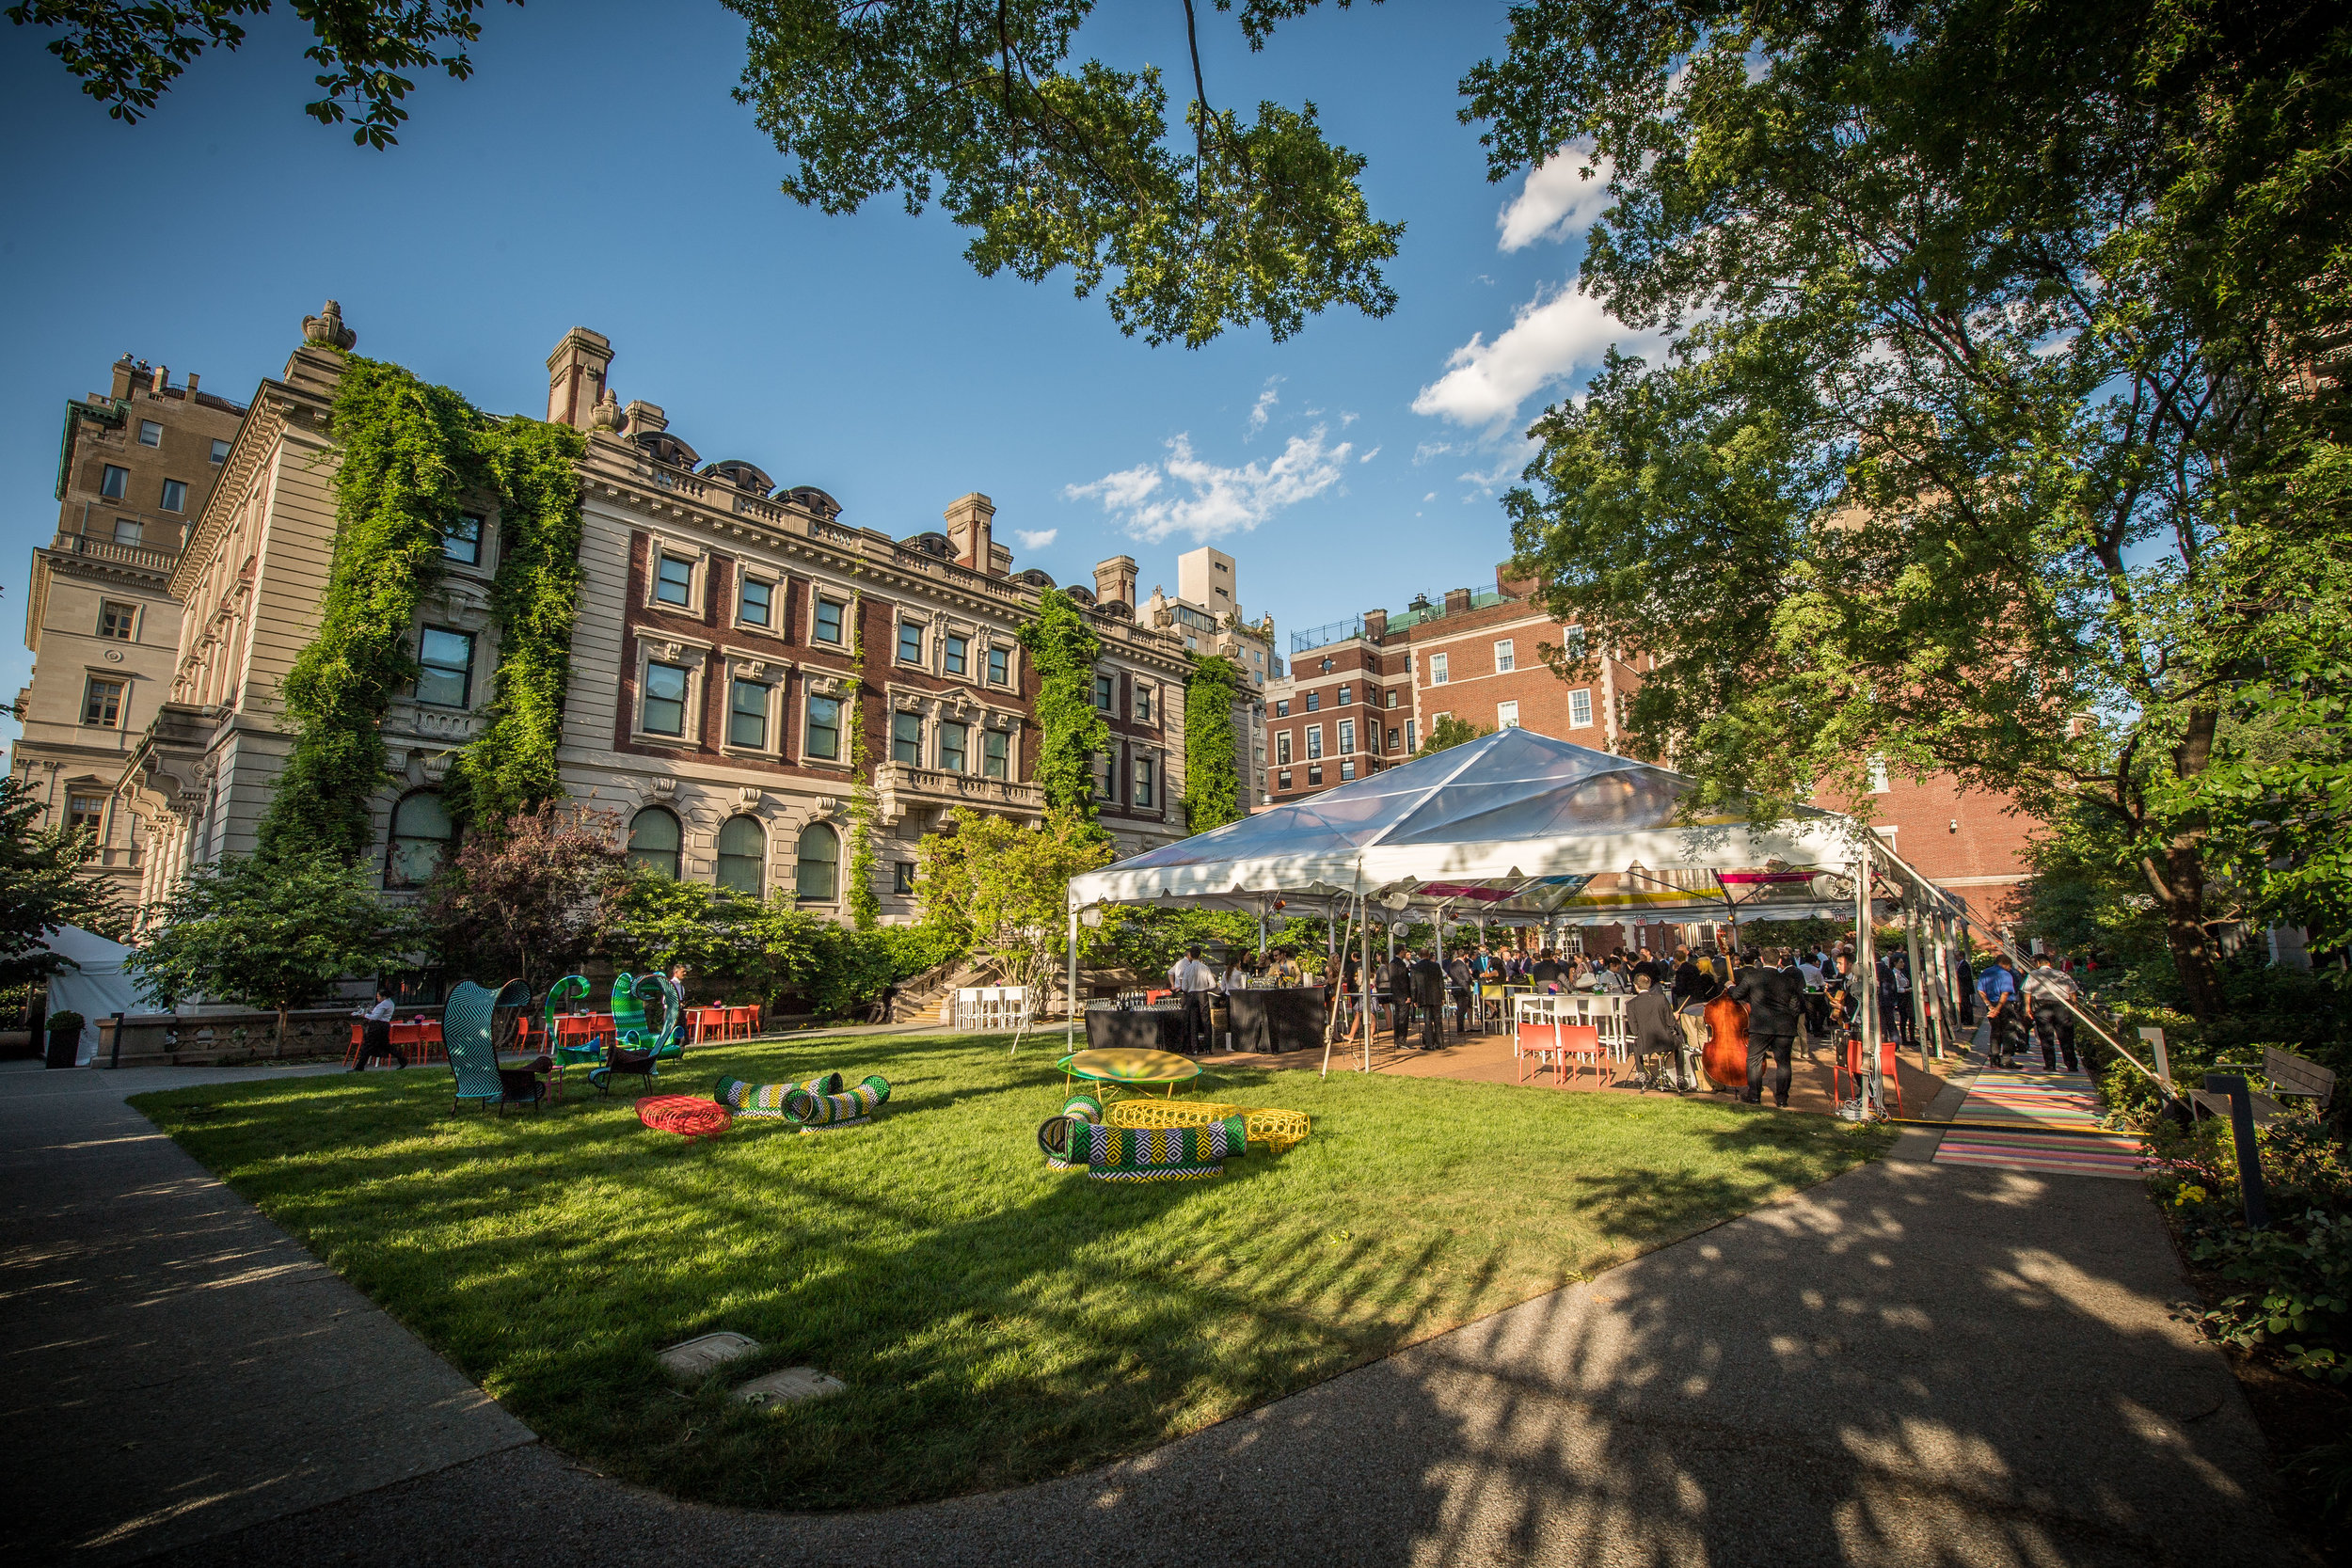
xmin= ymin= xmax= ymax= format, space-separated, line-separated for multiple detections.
xmin=46 ymin=530 xmax=178 ymax=574
xmin=873 ymin=762 xmax=1042 ymax=827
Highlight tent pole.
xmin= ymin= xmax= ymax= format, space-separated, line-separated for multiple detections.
xmin=1903 ymin=902 xmax=1933 ymax=1065
xmin=1857 ymin=844 xmax=1882 ymax=1116
xmin=1362 ymin=892 xmax=1375 ymax=1073
xmin=1061 ymin=901 xmax=1079 ymax=1057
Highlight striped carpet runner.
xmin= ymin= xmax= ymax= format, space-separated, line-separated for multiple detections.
xmin=1931 ymin=1067 xmax=2151 ymax=1180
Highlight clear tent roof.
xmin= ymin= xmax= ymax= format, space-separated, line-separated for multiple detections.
xmin=1069 ymin=726 xmax=1865 ymax=911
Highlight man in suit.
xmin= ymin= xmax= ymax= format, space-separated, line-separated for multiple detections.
xmin=1410 ymin=951 xmax=1449 ymax=1050
xmin=1168 ymin=945 xmax=1217 ymax=1054
xmin=1386 ymin=950 xmax=1416 ymax=1046
xmin=1626 ymin=970 xmax=1691 ymax=1090
xmin=1445 ymin=952 xmax=1476 ymax=1033
xmin=1727 ymin=945 xmax=1805 ymax=1107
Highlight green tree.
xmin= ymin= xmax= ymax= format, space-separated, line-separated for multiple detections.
xmin=129 ymin=851 xmax=419 ymax=1052
xmin=1016 ymin=588 xmax=1111 ymax=822
xmin=420 ymin=805 xmax=627 ymax=992
xmin=0 ymin=776 xmax=125 ymax=990
xmin=1414 ymin=714 xmax=1492 ymax=758
xmin=1490 ymin=0 xmax=2352 ymax=1020
xmin=915 ymin=806 xmax=1114 ymax=1008
xmin=603 ymin=876 xmax=823 ymax=1005
xmin=7 ymin=0 xmax=518 ymax=148
xmin=1183 ymin=654 xmax=1246 ymax=832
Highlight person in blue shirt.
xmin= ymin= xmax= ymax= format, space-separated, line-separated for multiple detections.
xmin=1977 ymin=956 xmax=2024 ymax=1068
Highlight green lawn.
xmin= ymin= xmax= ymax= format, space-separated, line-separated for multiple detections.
xmin=135 ymin=1033 xmax=1889 ymax=1510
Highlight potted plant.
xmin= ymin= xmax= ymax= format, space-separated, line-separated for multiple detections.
xmin=44 ymin=1009 xmax=85 ymax=1069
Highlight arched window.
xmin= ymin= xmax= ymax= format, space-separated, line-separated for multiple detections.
xmin=716 ymin=816 xmax=765 ymax=895
xmin=628 ymin=806 xmax=681 ymax=879
xmin=795 ymin=822 xmax=839 ymax=902
xmin=385 ymin=791 xmax=456 ymax=887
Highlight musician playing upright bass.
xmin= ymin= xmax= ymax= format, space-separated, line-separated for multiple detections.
xmin=1727 ymin=946 xmax=1806 ymax=1109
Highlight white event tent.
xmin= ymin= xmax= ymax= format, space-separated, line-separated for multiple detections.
xmin=1063 ymin=727 xmax=2160 ymax=1100
xmin=1063 ymin=728 xmax=1917 ymax=1079
xmin=41 ymin=924 xmax=164 ymax=1066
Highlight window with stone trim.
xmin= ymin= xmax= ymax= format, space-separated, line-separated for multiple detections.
xmin=728 ymin=679 xmax=770 ymax=748
xmin=939 ymin=721 xmax=969 ymax=773
xmin=716 ymin=816 xmax=765 ymax=894
xmin=82 ymin=675 xmax=125 ymax=727
xmin=983 ymin=729 xmax=1009 ymax=779
xmin=628 ymin=807 xmax=682 ymax=879
xmin=814 ymin=596 xmax=846 ymax=645
xmin=1568 ymin=689 xmax=1593 ymax=727
xmin=386 ymin=791 xmax=456 ymax=887
xmin=892 ymin=712 xmax=922 ymax=766
xmin=804 ymin=692 xmax=843 ymax=759
xmin=795 ymin=822 xmax=839 ymax=900
xmin=739 ymin=577 xmax=772 ymax=627
xmin=654 ymin=553 xmax=694 ymax=607
xmin=641 ymin=660 xmax=689 ymax=736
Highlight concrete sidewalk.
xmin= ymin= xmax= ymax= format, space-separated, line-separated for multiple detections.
xmin=0 ymin=1059 xmax=534 ymax=1566
xmin=9 ymin=1057 xmax=2313 ymax=1567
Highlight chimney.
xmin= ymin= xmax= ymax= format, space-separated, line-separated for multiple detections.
xmin=623 ymin=400 xmax=666 ymax=436
xmin=944 ymin=493 xmax=996 ymax=574
xmin=1362 ymin=608 xmax=1388 ymax=641
xmin=1093 ymin=554 xmax=1137 ymax=608
xmin=151 ymin=365 xmax=169 ymax=397
xmin=185 ymin=372 xmax=200 ymax=396
xmin=545 ymin=326 xmax=614 ymax=429
xmin=111 ymin=357 xmax=136 ymax=400
xmin=1442 ymin=588 xmax=1473 ymax=615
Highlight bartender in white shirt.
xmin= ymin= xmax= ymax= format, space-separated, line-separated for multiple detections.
xmin=1168 ymin=946 xmax=1218 ymax=1054
xmin=350 ymin=987 xmax=405 ymax=1070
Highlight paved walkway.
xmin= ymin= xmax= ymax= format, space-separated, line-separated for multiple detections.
xmin=5 ymin=1056 xmax=2313 ymax=1567
xmin=1932 ymin=1066 xmax=2153 ymax=1180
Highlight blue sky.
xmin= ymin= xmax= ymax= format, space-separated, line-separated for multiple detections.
xmin=1 ymin=1 xmax=1650 ymax=760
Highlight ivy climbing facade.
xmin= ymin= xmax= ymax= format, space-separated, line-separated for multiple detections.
xmin=119 ymin=307 xmax=1197 ymax=926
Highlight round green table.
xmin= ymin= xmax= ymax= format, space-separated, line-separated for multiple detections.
xmin=1057 ymin=1047 xmax=1202 ymax=1099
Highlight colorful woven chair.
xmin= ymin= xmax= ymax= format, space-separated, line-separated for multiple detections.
xmin=783 ymin=1073 xmax=891 ymax=1130
xmin=636 ymin=972 xmax=687 ymax=1060
xmin=1041 ymin=1092 xmax=1104 ymax=1169
xmin=610 ymin=973 xmax=650 ymax=1044
xmin=714 ymin=1072 xmax=843 ymax=1119
xmin=1037 ymin=1113 xmax=1248 ymax=1181
xmin=587 ymin=1035 xmax=660 ymax=1096
xmin=443 ymin=979 xmax=545 ymax=1116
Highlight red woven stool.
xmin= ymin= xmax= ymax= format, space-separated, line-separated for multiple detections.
xmin=636 ymin=1095 xmax=731 ymax=1140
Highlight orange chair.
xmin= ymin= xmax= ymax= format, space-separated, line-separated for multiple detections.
xmin=1559 ymin=1024 xmax=1608 ymax=1088
xmin=1837 ymin=1035 xmax=1904 ymax=1116
xmin=1516 ymin=1019 xmax=1565 ymax=1084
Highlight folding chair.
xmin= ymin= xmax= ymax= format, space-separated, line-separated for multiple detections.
xmin=1559 ymin=1024 xmax=1608 ymax=1087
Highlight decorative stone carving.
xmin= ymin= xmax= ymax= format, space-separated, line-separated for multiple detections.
xmin=419 ymin=751 xmax=454 ymax=784
xmin=739 ymin=786 xmax=763 ymax=808
xmin=590 ymin=388 xmax=625 ymax=433
xmin=302 ymin=299 xmax=357 ymax=351
xmin=644 ymin=776 xmax=679 ymax=800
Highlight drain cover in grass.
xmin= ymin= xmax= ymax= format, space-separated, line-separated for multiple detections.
xmin=734 ymin=1367 xmax=846 ymax=1405
xmin=657 ymin=1332 xmax=758 ymax=1381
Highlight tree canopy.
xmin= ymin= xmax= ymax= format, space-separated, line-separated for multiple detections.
xmin=1492 ymin=0 xmax=2351 ymax=1017
xmin=1414 ymin=713 xmax=1493 ymax=758
xmin=0 ymin=776 xmax=125 ymax=990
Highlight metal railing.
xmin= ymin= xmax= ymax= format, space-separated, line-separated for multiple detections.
xmin=1291 ymin=614 xmax=1364 ymax=654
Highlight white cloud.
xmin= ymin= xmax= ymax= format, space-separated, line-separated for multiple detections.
xmin=1412 ymin=282 xmax=1662 ymax=427
xmin=1014 ymin=528 xmax=1058 ymax=550
xmin=1247 ymin=376 xmax=1282 ymax=436
xmin=1065 ymin=428 xmax=1352 ymax=544
xmin=1498 ymin=142 xmax=1617 ymax=252
xmin=1359 ymin=447 xmax=1381 ymax=464
xmin=1412 ymin=440 xmax=1454 ymax=465
xmin=1422 ymin=491 xmax=1437 ymax=502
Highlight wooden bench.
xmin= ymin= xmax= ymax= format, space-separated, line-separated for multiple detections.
xmin=2190 ymin=1047 xmax=2334 ymax=1125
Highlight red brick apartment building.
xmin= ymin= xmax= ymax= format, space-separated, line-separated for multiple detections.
xmin=1264 ymin=568 xmax=2036 ymax=912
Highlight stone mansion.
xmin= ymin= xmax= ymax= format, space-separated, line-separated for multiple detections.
xmin=110 ymin=306 xmax=1203 ymax=920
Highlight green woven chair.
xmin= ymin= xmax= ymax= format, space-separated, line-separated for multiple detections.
xmin=637 ymin=972 xmax=686 ymax=1060
xmin=444 ymin=979 xmax=544 ymax=1115
xmin=610 ymin=973 xmax=649 ymax=1045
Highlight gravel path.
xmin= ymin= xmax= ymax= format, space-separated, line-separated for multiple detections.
xmin=3 ymin=1059 xmax=2312 ymax=1567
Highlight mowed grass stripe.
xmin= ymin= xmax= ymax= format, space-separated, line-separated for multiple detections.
xmin=135 ymin=1035 xmax=1888 ymax=1511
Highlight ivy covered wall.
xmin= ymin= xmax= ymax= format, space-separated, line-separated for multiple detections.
xmin=257 ymin=355 xmax=585 ymax=861
xmin=1015 ymin=588 xmax=1111 ymax=822
xmin=1183 ymin=654 xmax=1247 ymax=833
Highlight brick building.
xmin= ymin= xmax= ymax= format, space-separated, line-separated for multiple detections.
xmin=117 ymin=306 xmax=1190 ymax=924
xmin=1267 ymin=563 xmax=2036 ymax=912
xmin=11 ymin=356 xmax=246 ymax=907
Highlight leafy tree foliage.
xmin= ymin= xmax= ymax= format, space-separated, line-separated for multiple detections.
xmin=260 ymin=356 xmax=585 ymax=860
xmin=1413 ymin=713 xmax=1492 ymax=758
xmin=128 ymin=849 xmax=418 ymax=1050
xmin=6 ymin=0 xmax=518 ymax=147
xmin=0 ymin=776 xmax=125 ymax=990
xmin=1183 ymin=654 xmax=1245 ymax=832
xmin=1016 ymin=588 xmax=1111 ymax=822
xmin=915 ymin=805 xmax=1113 ymax=1006
xmin=1490 ymin=0 xmax=2352 ymax=1019
xmin=419 ymin=805 xmax=626 ymax=991
xmin=724 ymin=0 xmax=1402 ymax=347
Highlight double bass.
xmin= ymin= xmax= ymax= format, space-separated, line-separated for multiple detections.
xmin=1702 ymin=990 xmax=1751 ymax=1092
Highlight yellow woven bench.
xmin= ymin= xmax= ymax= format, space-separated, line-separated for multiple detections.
xmin=1105 ymin=1097 xmax=1311 ymax=1153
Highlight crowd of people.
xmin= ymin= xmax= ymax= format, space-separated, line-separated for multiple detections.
xmin=1175 ymin=928 xmax=2095 ymax=1110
